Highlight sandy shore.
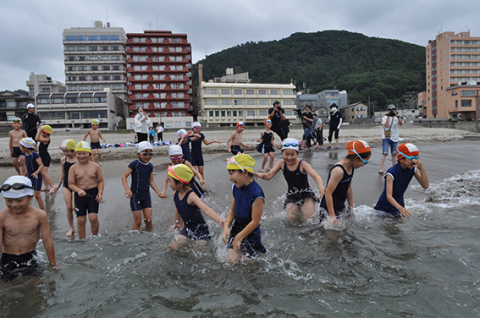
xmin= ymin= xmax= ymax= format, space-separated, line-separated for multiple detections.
xmin=0 ymin=124 xmax=473 ymax=165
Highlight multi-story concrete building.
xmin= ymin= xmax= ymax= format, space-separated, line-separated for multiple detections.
xmin=426 ymin=31 xmax=480 ymax=119
xmin=417 ymin=91 xmax=427 ymax=118
xmin=63 ymin=21 xmax=128 ymax=105
xmin=126 ymin=30 xmax=193 ymax=120
xmin=199 ymin=69 xmax=297 ymax=127
xmin=26 ymin=72 xmax=66 ymax=97
xmin=0 ymin=90 xmax=34 ymax=124
xmin=339 ymin=102 xmax=368 ymax=123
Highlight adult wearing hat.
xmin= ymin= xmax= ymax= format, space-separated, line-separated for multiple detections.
xmin=268 ymin=100 xmax=287 ymax=141
xmin=327 ymin=103 xmax=342 ymax=149
xmin=378 ymin=104 xmax=403 ymax=174
xmin=134 ymin=107 xmax=151 ymax=143
xmin=21 ymin=103 xmax=42 ymax=142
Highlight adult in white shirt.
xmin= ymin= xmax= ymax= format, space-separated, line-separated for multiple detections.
xmin=156 ymin=122 xmax=164 ymax=141
xmin=379 ymin=104 xmax=403 ymax=174
xmin=134 ymin=107 xmax=151 ymax=143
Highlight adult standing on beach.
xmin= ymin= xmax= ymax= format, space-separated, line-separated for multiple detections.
xmin=313 ymin=113 xmax=323 ymax=148
xmin=22 ymin=103 xmax=41 ymax=141
xmin=301 ymin=105 xmax=315 ymax=149
xmin=327 ymin=103 xmax=342 ymax=149
xmin=378 ymin=104 xmax=403 ymax=174
xmin=134 ymin=107 xmax=151 ymax=143
xmin=268 ymin=100 xmax=287 ymax=141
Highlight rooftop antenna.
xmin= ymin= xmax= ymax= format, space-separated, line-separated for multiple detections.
xmin=106 ymin=9 xmax=108 ymax=26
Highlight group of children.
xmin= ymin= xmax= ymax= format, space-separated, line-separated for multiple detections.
xmin=1 ymin=117 xmax=430 ymax=280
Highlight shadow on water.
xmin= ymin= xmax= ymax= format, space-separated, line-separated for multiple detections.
xmin=0 ymin=141 xmax=480 ymax=316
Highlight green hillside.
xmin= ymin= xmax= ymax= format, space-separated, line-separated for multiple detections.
xmin=193 ymin=30 xmax=425 ymax=111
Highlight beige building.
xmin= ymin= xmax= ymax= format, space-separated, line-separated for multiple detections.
xmin=339 ymin=102 xmax=368 ymax=123
xmin=445 ymin=85 xmax=480 ymax=121
xmin=26 ymin=72 xmax=66 ymax=97
xmin=199 ymin=69 xmax=297 ymax=126
xmin=426 ymin=31 xmax=480 ymax=119
xmin=417 ymin=91 xmax=427 ymax=118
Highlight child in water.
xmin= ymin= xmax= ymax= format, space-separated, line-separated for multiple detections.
xmin=159 ymin=145 xmax=206 ymax=199
xmin=222 ymin=154 xmax=266 ymax=262
xmin=176 ymin=128 xmax=200 ymax=163
xmin=68 ymin=141 xmax=104 ymax=239
xmin=0 ymin=176 xmax=56 ymax=281
xmin=190 ymin=122 xmax=221 ymax=179
xmin=227 ymin=122 xmax=250 ymax=155
xmin=35 ymin=124 xmax=55 ymax=193
xmin=19 ymin=137 xmax=44 ymax=210
xmin=256 ymin=138 xmax=325 ymax=222
xmin=374 ymin=143 xmax=429 ymax=218
xmin=121 ymin=141 xmax=163 ymax=231
xmin=8 ymin=118 xmax=27 ymax=176
xmin=256 ymin=119 xmax=278 ymax=172
xmin=168 ymin=164 xmax=225 ymax=250
xmin=320 ymin=140 xmax=371 ymax=225
xmin=53 ymin=139 xmax=77 ymax=237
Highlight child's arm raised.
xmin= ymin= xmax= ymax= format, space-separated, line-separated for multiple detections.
xmin=39 ymin=210 xmax=56 ymax=266
xmin=231 ymin=197 xmax=263 ymax=252
xmin=121 ymin=168 xmax=133 ymax=198
xmin=35 ymin=127 xmax=49 ymax=143
xmin=222 ymin=197 xmax=236 ymax=243
xmin=188 ymin=132 xmax=201 ymax=142
xmin=96 ymin=165 xmax=104 ymax=202
xmin=301 ymin=161 xmax=325 ymax=196
xmin=188 ymin=192 xmax=225 ymax=227
xmin=413 ymin=159 xmax=429 ymax=189
xmin=254 ymin=159 xmax=283 ymax=180
xmin=177 ymin=134 xmax=187 ymax=145
xmin=385 ymin=174 xmax=411 ymax=218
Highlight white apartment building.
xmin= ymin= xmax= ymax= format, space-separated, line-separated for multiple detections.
xmin=63 ymin=21 xmax=128 ymax=106
xmin=199 ymin=70 xmax=297 ymax=126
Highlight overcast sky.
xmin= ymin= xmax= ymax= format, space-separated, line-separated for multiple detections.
xmin=1 ymin=0 xmax=480 ymax=92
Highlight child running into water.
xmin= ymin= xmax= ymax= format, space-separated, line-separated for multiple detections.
xmin=9 ymin=118 xmax=27 ymax=176
xmin=0 ymin=176 xmax=56 ymax=281
xmin=168 ymin=164 xmax=225 ymax=250
xmin=256 ymin=138 xmax=325 ymax=222
xmin=159 ymin=145 xmax=206 ymax=199
xmin=83 ymin=119 xmax=106 ymax=166
xmin=121 ymin=141 xmax=163 ymax=231
xmin=320 ymin=140 xmax=371 ymax=225
xmin=256 ymin=119 xmax=278 ymax=172
xmin=374 ymin=143 xmax=429 ymax=218
xmin=222 ymin=154 xmax=266 ymax=262
xmin=19 ymin=138 xmax=44 ymax=210
xmin=190 ymin=122 xmax=221 ymax=179
xmin=35 ymin=125 xmax=55 ymax=193
xmin=68 ymin=141 xmax=104 ymax=239
xmin=227 ymin=122 xmax=250 ymax=155
xmin=53 ymin=139 xmax=77 ymax=237
xmin=176 ymin=128 xmax=200 ymax=164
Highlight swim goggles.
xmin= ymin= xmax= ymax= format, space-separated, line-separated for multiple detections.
xmin=226 ymin=157 xmax=253 ymax=172
xmin=397 ymin=150 xmax=420 ymax=161
xmin=352 ymin=141 xmax=369 ymax=165
xmin=12 ymin=119 xmax=21 ymax=123
xmin=140 ymin=152 xmax=154 ymax=156
xmin=170 ymin=155 xmax=183 ymax=161
xmin=0 ymin=183 xmax=34 ymax=192
xmin=193 ymin=126 xmax=202 ymax=130
xmin=283 ymin=143 xmax=298 ymax=147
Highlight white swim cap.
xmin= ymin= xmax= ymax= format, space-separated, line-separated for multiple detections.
xmin=168 ymin=145 xmax=183 ymax=156
xmin=177 ymin=129 xmax=187 ymax=138
xmin=137 ymin=141 xmax=153 ymax=153
xmin=1 ymin=176 xmax=34 ymax=198
xmin=282 ymin=138 xmax=299 ymax=151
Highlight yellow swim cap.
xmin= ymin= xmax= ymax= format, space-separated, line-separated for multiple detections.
xmin=42 ymin=125 xmax=53 ymax=134
xmin=92 ymin=119 xmax=99 ymax=125
xmin=168 ymin=164 xmax=194 ymax=184
xmin=226 ymin=154 xmax=256 ymax=173
xmin=60 ymin=139 xmax=76 ymax=150
xmin=75 ymin=141 xmax=91 ymax=153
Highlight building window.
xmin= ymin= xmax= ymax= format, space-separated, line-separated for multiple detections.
xmin=66 ymin=46 xmax=75 ymax=51
xmin=258 ymin=89 xmax=267 ymax=95
xmin=37 ymin=98 xmax=50 ymax=104
xmin=220 ymin=89 xmax=230 ymax=95
xmin=461 ymin=100 xmax=472 ymax=107
xmin=283 ymin=100 xmax=293 ymax=105
xmin=79 ymin=86 xmax=89 ymax=91
xmin=247 ymin=110 xmax=255 ymax=117
xmin=68 ymin=86 xmax=77 ymax=91
xmin=234 ymin=100 xmax=243 ymax=105
xmin=233 ymin=110 xmax=237 ymax=116
xmin=101 ymin=56 xmax=110 ymax=61
xmin=78 ymin=66 xmax=87 ymax=71
xmin=100 ymin=46 xmax=109 ymax=51
xmin=77 ymin=46 xmax=86 ymax=51
xmin=209 ymin=110 xmax=214 ymax=117
xmin=68 ymin=76 xmax=76 ymax=81
xmin=258 ymin=100 xmax=267 ymax=105
xmin=259 ymin=110 xmax=267 ymax=116
xmin=205 ymin=89 xmax=217 ymax=94
xmin=221 ymin=99 xmax=230 ymax=105
xmin=89 ymin=46 xmax=97 ymax=51
xmin=462 ymin=90 xmax=476 ymax=96
xmin=270 ymin=90 xmax=278 ymax=95
xmin=246 ymin=100 xmax=255 ymax=105
xmin=221 ymin=110 xmax=226 ymax=117
xmin=91 ymin=76 xmax=99 ymax=80
xmin=79 ymin=76 xmax=87 ymax=81
xmin=282 ymin=90 xmax=293 ymax=95
xmin=66 ymin=97 xmax=78 ymax=103
xmin=234 ymin=89 xmax=242 ymax=95
xmin=68 ymin=66 xmax=76 ymax=71
xmin=52 ymin=98 xmax=65 ymax=104
xmin=246 ymin=89 xmax=255 ymax=95
xmin=91 ymin=85 xmax=100 ymax=90
xmin=102 ymin=76 xmax=111 ymax=80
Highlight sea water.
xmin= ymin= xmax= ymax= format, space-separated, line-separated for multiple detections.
xmin=0 ymin=141 xmax=479 ymax=317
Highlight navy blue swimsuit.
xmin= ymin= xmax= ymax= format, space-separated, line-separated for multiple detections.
xmin=320 ymin=164 xmax=354 ymax=218
xmin=174 ymin=190 xmax=210 ymax=240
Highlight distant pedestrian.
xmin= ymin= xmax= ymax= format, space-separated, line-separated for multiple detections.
xmin=378 ymin=104 xmax=403 ymax=175
xmin=148 ymin=127 xmax=155 ymax=144
xmin=21 ymin=103 xmax=41 ymax=145
xmin=327 ymin=103 xmax=342 ymax=150
xmin=313 ymin=114 xmax=323 ymax=149
xmin=156 ymin=122 xmax=164 ymax=142
xmin=134 ymin=107 xmax=151 ymax=143
xmin=268 ymin=101 xmax=287 ymax=140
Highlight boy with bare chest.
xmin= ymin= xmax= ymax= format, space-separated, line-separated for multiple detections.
xmin=9 ymin=118 xmax=27 ymax=175
xmin=0 ymin=176 xmax=56 ymax=281
xmin=68 ymin=141 xmax=104 ymax=239
xmin=83 ymin=119 xmax=106 ymax=165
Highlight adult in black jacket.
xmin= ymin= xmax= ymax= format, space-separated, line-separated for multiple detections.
xmin=268 ymin=101 xmax=287 ymax=141
xmin=327 ymin=103 xmax=342 ymax=149
xmin=22 ymin=104 xmax=42 ymax=141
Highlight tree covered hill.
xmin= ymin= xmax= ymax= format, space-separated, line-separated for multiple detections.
xmin=193 ymin=30 xmax=425 ymax=110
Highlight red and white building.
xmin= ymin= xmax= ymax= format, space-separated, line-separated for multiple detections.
xmin=126 ymin=30 xmax=193 ymax=122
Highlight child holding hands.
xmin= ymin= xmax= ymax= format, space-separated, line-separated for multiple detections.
xmin=256 ymin=119 xmax=278 ymax=172
xmin=19 ymin=138 xmax=44 ymax=210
